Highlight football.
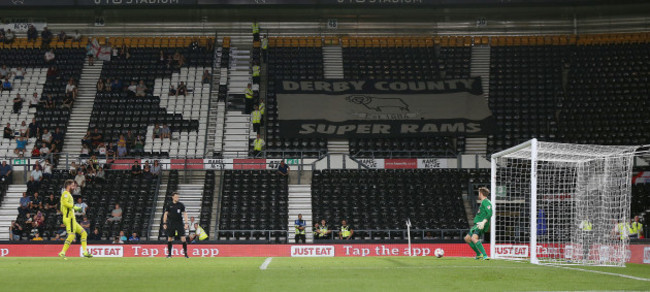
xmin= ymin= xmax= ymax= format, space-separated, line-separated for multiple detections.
xmin=434 ymin=248 xmax=444 ymax=258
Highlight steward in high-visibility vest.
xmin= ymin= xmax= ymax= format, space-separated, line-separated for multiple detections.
xmin=252 ymin=22 xmax=260 ymax=34
xmin=258 ymin=100 xmax=265 ymax=116
xmin=251 ymin=105 xmax=261 ymax=133
xmin=339 ymin=220 xmax=353 ymax=240
xmin=318 ymin=224 xmax=329 ymax=238
xmin=261 ymin=37 xmax=268 ymax=50
xmin=244 ymin=83 xmax=254 ymax=114
xmin=253 ymin=134 xmax=265 ymax=154
xmin=294 ymin=214 xmax=306 ymax=244
xmin=617 ymin=222 xmax=630 ymax=240
xmin=252 ymin=65 xmax=260 ymax=77
xmin=629 ymin=216 xmax=643 ymax=238
xmin=579 ymin=220 xmax=592 ymax=231
xmin=195 ymin=224 xmax=208 ymax=241
xmin=245 ymin=84 xmax=254 ymax=99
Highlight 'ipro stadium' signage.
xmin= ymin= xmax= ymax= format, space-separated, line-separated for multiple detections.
xmin=275 ymin=79 xmax=495 ymax=138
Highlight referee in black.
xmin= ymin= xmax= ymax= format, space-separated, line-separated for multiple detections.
xmin=163 ymin=192 xmax=190 ymax=258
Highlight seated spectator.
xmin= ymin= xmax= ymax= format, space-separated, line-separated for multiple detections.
xmin=112 ymin=236 xmax=123 ymax=244
xmin=27 ymin=165 xmax=43 ymax=192
xmin=72 ymin=30 xmax=81 ymax=42
xmin=12 ymin=93 xmax=22 ymax=112
xmin=0 ymin=65 xmax=8 ymax=79
xmin=44 ymin=94 xmax=55 ymax=109
xmin=91 ymin=128 xmax=103 ymax=147
xmin=119 ymin=45 xmax=131 ymax=60
xmin=202 ymin=70 xmax=211 ymax=84
xmin=28 ymin=93 xmax=40 ymax=109
xmin=151 ymin=160 xmax=162 ymax=177
xmin=127 ymin=81 xmax=137 ymax=96
xmin=95 ymin=166 xmax=106 ymax=182
xmin=14 ymin=136 xmax=28 ymax=157
xmin=116 ymin=134 xmax=128 ymax=157
xmin=80 ymin=144 xmax=90 ymax=157
xmin=44 ymin=49 xmax=56 ymax=63
xmin=3 ymin=78 xmax=13 ymax=91
xmin=57 ymin=31 xmax=67 ymax=41
xmin=135 ymin=80 xmax=147 ymax=97
xmin=96 ymin=79 xmax=105 ymax=92
xmin=53 ymin=222 xmax=67 ymax=241
xmin=131 ymin=161 xmax=142 ymax=176
xmin=10 ymin=220 xmax=22 ymax=241
xmin=424 ymin=232 xmax=434 ymax=240
xmin=75 ymin=198 xmax=88 ymax=216
xmin=80 ymin=216 xmax=91 ymax=233
xmin=106 ymin=142 xmax=116 ymax=158
xmin=3 ymin=123 xmax=13 ymax=140
xmin=27 ymin=25 xmax=37 ymax=42
xmin=0 ymin=160 xmax=12 ymax=183
xmin=132 ymin=136 xmax=144 ymax=155
xmin=18 ymin=121 xmax=28 ymax=137
xmin=42 ymin=161 xmax=52 ymax=178
xmin=28 ymin=118 xmax=40 ymax=138
xmin=277 ymin=160 xmax=289 ymax=177
xmin=111 ymin=79 xmax=122 ymax=92
xmin=89 ymin=227 xmax=102 ymax=241
xmin=18 ymin=192 xmax=30 ymax=216
xmin=339 ymin=219 xmax=354 ymax=240
xmin=41 ymin=27 xmax=53 ymax=46
xmin=161 ymin=124 xmax=171 ymax=139
xmin=40 ymin=143 xmax=51 ymax=158
xmin=65 ymin=78 xmax=77 ymax=99
xmin=30 ymin=192 xmax=43 ymax=212
xmin=152 ymin=124 xmax=161 ymax=140
xmin=97 ymin=142 xmax=107 ymax=157
xmin=168 ymin=85 xmax=177 ymax=96
xmin=81 ymin=130 xmax=93 ymax=149
xmin=125 ymin=130 xmax=136 ymax=149
xmin=13 ymin=67 xmax=25 ymax=80
xmin=177 ymin=82 xmax=187 ymax=96
xmin=107 ymin=204 xmax=122 ymax=222
xmin=119 ymin=231 xmax=127 ymax=242
xmin=128 ymin=232 xmax=140 ymax=242
xmin=31 ymin=232 xmax=43 ymax=241
xmin=41 ymin=128 xmax=53 ymax=145
xmin=5 ymin=29 xmax=15 ymax=44
xmin=74 ymin=171 xmax=86 ymax=189
xmin=31 ymin=145 xmax=40 ymax=158
xmin=32 ymin=210 xmax=44 ymax=235
xmin=142 ymin=166 xmax=154 ymax=181
xmin=52 ymin=127 xmax=64 ymax=151
xmin=158 ymin=50 xmax=165 ymax=63
xmin=44 ymin=193 xmax=57 ymax=213
xmin=173 ymin=51 xmax=185 ymax=68
xmin=46 ymin=66 xmax=59 ymax=80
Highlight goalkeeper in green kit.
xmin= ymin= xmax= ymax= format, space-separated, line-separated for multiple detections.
xmin=464 ymin=187 xmax=492 ymax=260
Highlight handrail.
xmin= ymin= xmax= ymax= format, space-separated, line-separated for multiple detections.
xmin=146 ymin=170 xmax=163 ymax=240
xmin=213 ymin=168 xmax=225 ymax=238
xmin=202 ymin=30 xmax=219 ymax=157
xmin=217 ymin=230 xmax=288 ymax=243
xmin=314 ymin=228 xmax=467 ymax=240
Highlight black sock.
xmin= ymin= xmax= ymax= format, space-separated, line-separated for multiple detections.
xmin=182 ymin=242 xmax=187 ymax=256
xmin=167 ymin=242 xmax=172 ymax=256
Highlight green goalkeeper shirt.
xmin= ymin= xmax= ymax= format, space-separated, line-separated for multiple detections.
xmin=474 ymin=199 xmax=493 ymax=231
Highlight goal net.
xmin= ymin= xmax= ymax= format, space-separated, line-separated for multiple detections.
xmin=490 ymin=139 xmax=637 ymax=266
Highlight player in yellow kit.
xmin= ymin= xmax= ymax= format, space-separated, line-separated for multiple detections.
xmin=59 ymin=179 xmax=93 ymax=258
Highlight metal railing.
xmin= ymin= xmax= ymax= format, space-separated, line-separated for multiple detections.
xmin=350 ymin=149 xmax=458 ymax=159
xmin=216 ymin=230 xmax=288 ymax=243
xmin=313 ymin=229 xmax=468 ymax=241
xmin=146 ymin=170 xmax=164 ymax=241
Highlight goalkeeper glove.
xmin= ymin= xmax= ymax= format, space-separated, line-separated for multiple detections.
xmin=477 ymin=219 xmax=487 ymax=230
xmin=73 ymin=206 xmax=82 ymax=212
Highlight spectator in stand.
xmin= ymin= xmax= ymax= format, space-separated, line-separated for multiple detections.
xmin=161 ymin=124 xmax=171 ymax=139
xmin=111 ymin=79 xmax=121 ymax=92
xmin=107 ymin=204 xmax=122 ymax=222
xmin=31 ymin=232 xmax=44 ymax=241
xmin=80 ymin=144 xmax=91 ymax=157
xmin=91 ymin=128 xmax=103 ymax=147
xmin=129 ymin=232 xmax=140 ymax=243
xmin=72 ymin=30 xmax=81 ymax=42
xmin=80 ymin=216 xmax=91 ymax=233
xmin=132 ymin=136 xmax=144 ymax=155
xmin=339 ymin=219 xmax=354 ymax=240
xmin=52 ymin=127 xmax=64 ymax=152
xmin=14 ymin=136 xmax=28 ymax=157
xmin=30 ymin=192 xmax=43 ymax=213
xmin=126 ymin=81 xmax=137 ymax=96
xmin=0 ymin=64 xmax=8 ymax=79
xmin=41 ymin=128 xmax=53 ymax=146
xmin=46 ymin=66 xmax=59 ymax=80
xmin=27 ymin=165 xmax=43 ymax=192
xmin=18 ymin=192 xmax=30 ymax=216
xmin=18 ymin=121 xmax=28 ymax=137
xmin=172 ymin=51 xmax=185 ymax=68
xmin=125 ymin=130 xmax=136 ymax=150
xmin=96 ymin=142 xmax=107 ymax=157
xmin=107 ymin=142 xmax=117 ymax=159
xmin=42 ymin=161 xmax=52 ymax=179
xmin=143 ymin=165 xmax=154 ymax=181
xmin=44 ymin=94 xmax=55 ymax=109
xmin=5 ymin=29 xmax=15 ymax=44
xmin=12 ymin=94 xmax=23 ymax=114
xmin=74 ymin=171 xmax=86 ymax=189
xmin=119 ymin=45 xmax=131 ymax=60
xmin=27 ymin=25 xmax=38 ymax=42
xmin=28 ymin=118 xmax=40 ymax=138
xmin=31 ymin=145 xmax=40 ymax=158
xmin=277 ymin=160 xmax=289 ymax=177
xmin=40 ymin=143 xmax=51 ymax=158
xmin=33 ymin=211 xmax=45 ymax=235
xmin=65 ymin=78 xmax=77 ymax=99
xmin=3 ymin=78 xmax=13 ymax=92
xmin=89 ymin=227 xmax=102 ymax=241
xmin=0 ymin=160 xmax=13 ymax=183
xmin=82 ymin=130 xmax=93 ymax=149
xmin=151 ymin=160 xmax=162 ymax=177
xmin=131 ymin=161 xmax=142 ymax=177
xmin=44 ymin=49 xmax=56 ymax=63
xmin=96 ymin=79 xmax=105 ymax=92
xmin=41 ymin=27 xmax=53 ymax=47
xmin=177 ymin=82 xmax=187 ymax=96
xmin=74 ymin=198 xmax=88 ymax=216
xmin=10 ymin=220 xmax=22 ymax=241
xmin=119 ymin=231 xmax=128 ymax=242
xmin=168 ymin=84 xmax=177 ymax=97
xmin=3 ymin=123 xmax=13 ymax=140
xmin=116 ymin=134 xmax=128 ymax=157
xmin=152 ymin=124 xmax=161 ymax=140
xmin=86 ymin=39 xmax=95 ymax=66
xmin=112 ymin=236 xmax=123 ymax=244
xmin=136 ymin=80 xmax=148 ymax=97
xmin=95 ymin=166 xmax=105 ymax=182
xmin=13 ymin=66 xmax=25 ymax=80
xmin=44 ymin=193 xmax=57 ymax=213
xmin=202 ymin=70 xmax=211 ymax=84
xmin=57 ymin=31 xmax=67 ymax=42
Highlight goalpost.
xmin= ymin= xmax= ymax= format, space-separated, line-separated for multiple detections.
xmin=490 ymin=139 xmax=638 ymax=266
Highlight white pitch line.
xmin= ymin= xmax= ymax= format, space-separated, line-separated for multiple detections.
xmin=259 ymin=257 xmax=273 ymax=270
xmin=553 ymin=266 xmax=650 ymax=282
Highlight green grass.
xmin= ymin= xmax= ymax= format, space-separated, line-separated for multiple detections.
xmin=0 ymin=257 xmax=648 ymax=291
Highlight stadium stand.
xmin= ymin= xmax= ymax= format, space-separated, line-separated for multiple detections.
xmin=87 ymin=37 xmax=213 ymax=158
xmin=632 ymin=183 xmax=650 ymax=217
xmin=218 ymin=170 xmax=288 ymax=241
xmin=311 ymin=169 xmax=477 ymax=240
xmin=264 ymin=37 xmax=327 ymax=157
xmin=12 ymin=167 xmax=157 ymax=240
xmin=199 ymin=170 xmax=215 ymax=232
xmin=0 ymin=40 xmax=85 ymax=161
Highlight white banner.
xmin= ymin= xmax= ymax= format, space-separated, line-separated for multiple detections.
xmin=417 ymin=158 xmax=448 ymax=169
xmin=356 ymin=158 xmax=385 ymax=169
xmin=290 ymin=245 xmax=335 ymax=257
xmin=203 ymin=158 xmax=233 ymax=170
xmin=81 ymin=246 xmax=123 ymax=257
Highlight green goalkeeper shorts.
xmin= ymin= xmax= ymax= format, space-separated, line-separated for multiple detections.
xmin=468 ymin=225 xmax=486 ymax=237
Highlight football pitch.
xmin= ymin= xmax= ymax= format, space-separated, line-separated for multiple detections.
xmin=1 ymin=257 xmax=649 ymax=291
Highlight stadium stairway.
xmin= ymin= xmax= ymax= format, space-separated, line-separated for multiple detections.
xmin=323 ymin=46 xmax=344 ymax=79
xmin=222 ymin=42 xmax=254 ymax=158
xmin=465 ymin=45 xmax=491 ymax=155
xmin=327 ymin=139 xmax=350 ymax=155
xmin=287 ymin=184 xmax=313 ymax=243
xmin=0 ymin=185 xmax=27 ymax=241
xmin=177 ymin=183 xmax=204 ymax=225
xmin=207 ymin=47 xmax=223 ymax=156
xmin=223 ymin=112 xmax=251 ymax=158
xmin=61 ymin=60 xmax=103 ymax=159
xmin=149 ymin=172 xmax=168 ymax=240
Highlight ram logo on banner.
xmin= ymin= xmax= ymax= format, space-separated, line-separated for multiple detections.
xmin=275 ymin=79 xmax=495 ymax=138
